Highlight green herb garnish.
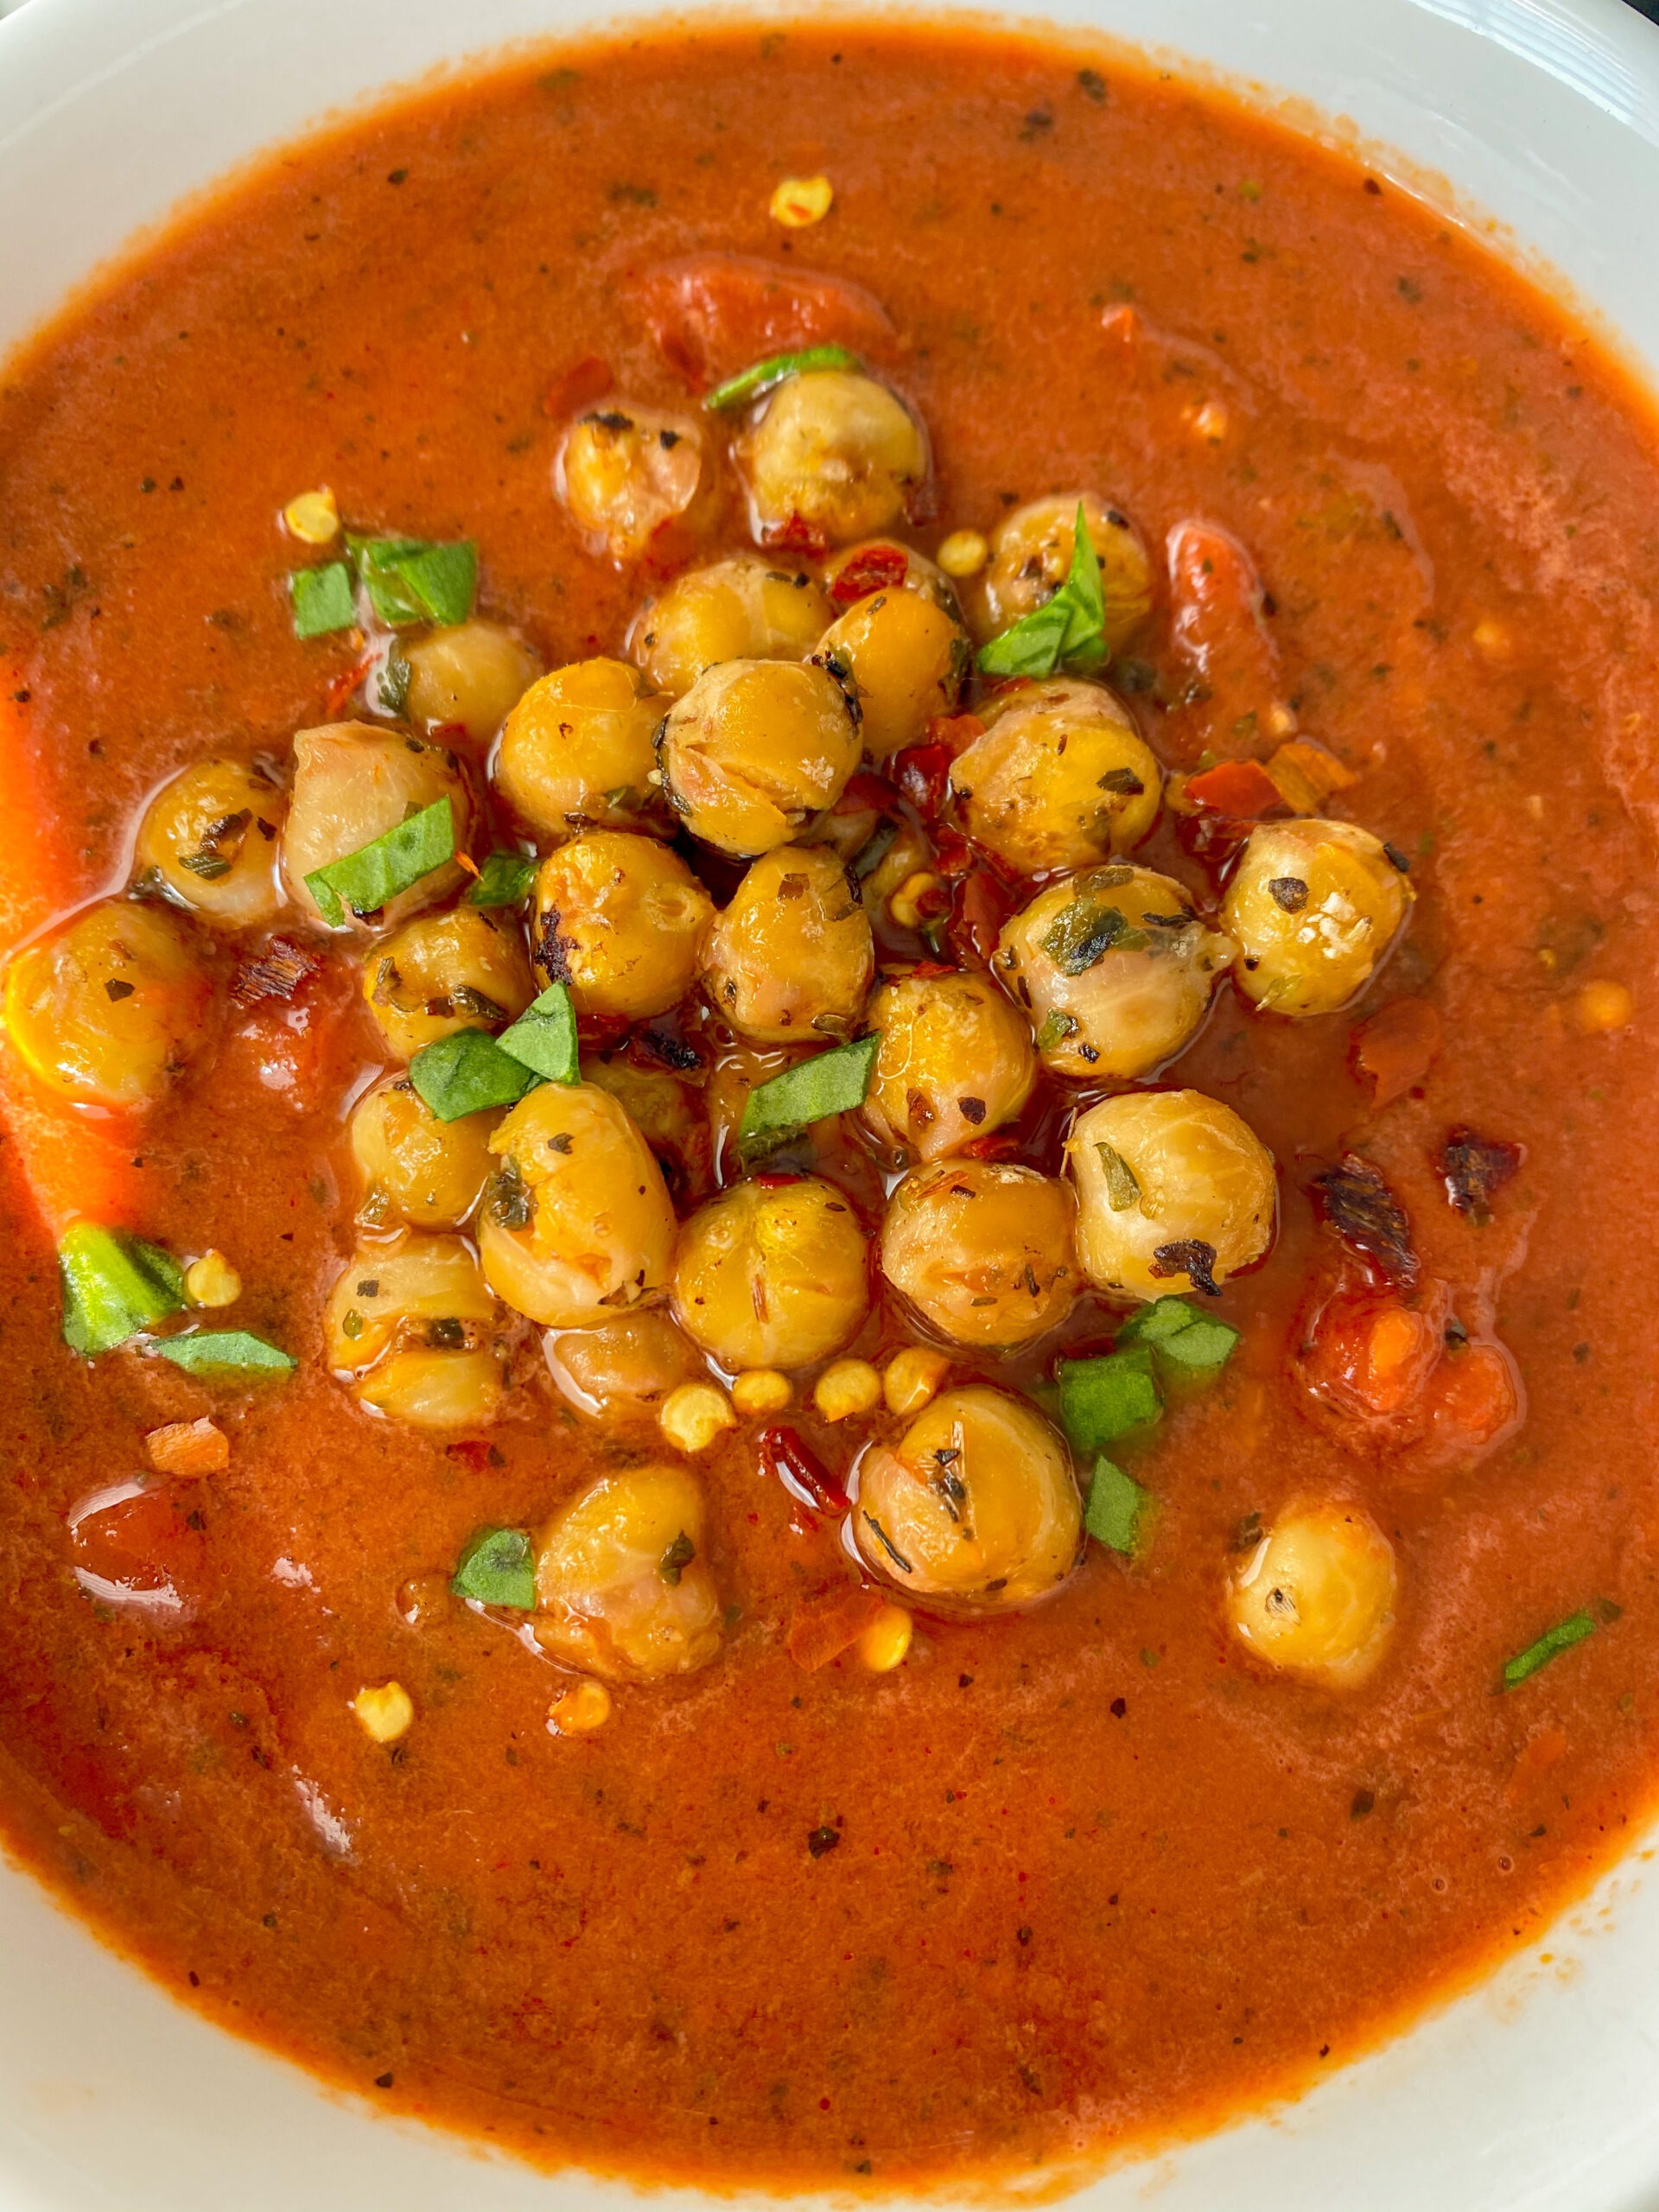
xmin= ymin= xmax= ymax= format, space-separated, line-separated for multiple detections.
xmin=346 ymin=533 xmax=478 ymax=627
xmin=659 ymin=1531 xmax=696 ymax=1586
xmin=1094 ymin=1141 xmax=1141 ymax=1212
xmin=1085 ymin=1457 xmax=1149 ymax=1555
xmin=739 ymin=1033 xmax=879 ymax=1145
xmin=497 ymin=983 xmax=579 ymax=1086
xmin=59 ymin=1224 xmax=184 ymax=1357
xmin=149 ymin=1330 xmax=296 ymax=1376
xmin=1055 ymin=1347 xmax=1161 ymax=1455
xmin=977 ymin=504 xmax=1108 ymax=679
xmin=304 ymin=796 xmax=454 ymax=927
xmin=703 ymin=344 xmax=861 ymax=413
xmin=451 ymin=1526 xmax=537 ymax=1609
xmin=1116 ymin=1295 xmax=1239 ymax=1370
xmin=1042 ymin=898 xmax=1147 ymax=976
xmin=288 ymin=561 xmax=355 ymax=639
xmin=1035 ymin=1007 xmax=1078 ymax=1051
xmin=1503 ymin=1609 xmax=1600 ymax=1689
xmin=409 ymin=1027 xmax=539 ymax=1122
xmin=467 ymin=851 xmax=539 ymax=908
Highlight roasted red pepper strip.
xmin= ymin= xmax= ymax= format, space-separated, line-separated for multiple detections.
xmin=1185 ymin=758 xmax=1282 ymax=815
xmin=757 ymin=1425 xmax=850 ymax=1516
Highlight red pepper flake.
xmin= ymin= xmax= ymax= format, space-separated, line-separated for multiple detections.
xmin=542 ymin=354 xmax=612 ymax=419
xmin=1185 ymin=758 xmax=1282 ymax=816
xmin=229 ymin=936 xmax=321 ymax=1007
xmin=829 ymin=544 xmax=909 ymax=606
xmin=321 ymin=649 xmax=374 ymax=720
xmin=1311 ymin=1154 xmax=1419 ymax=1287
xmin=757 ymin=1425 xmax=849 ymax=1516
xmin=1439 ymin=1128 xmax=1522 ymax=1224
xmin=766 ymin=512 xmax=830 ymax=558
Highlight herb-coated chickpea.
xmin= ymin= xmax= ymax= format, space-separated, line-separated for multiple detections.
xmin=531 ymin=830 xmax=714 ymax=1021
xmin=861 ymin=971 xmax=1036 ymax=1163
xmin=133 ymin=759 xmax=285 ymax=928
xmin=671 ymin=1175 xmax=869 ymax=1371
xmin=817 ymin=588 xmax=970 ymax=759
xmin=3 ymin=899 xmax=214 ymax=1112
xmin=735 ymin=369 xmax=929 ymax=546
xmin=493 ymin=658 xmax=668 ymax=840
xmin=348 ymin=1074 xmax=496 ymax=1230
xmin=362 ymin=906 xmax=535 ymax=1062
xmin=853 ymin=1384 xmax=1081 ymax=1611
xmin=949 ymin=678 xmax=1161 ymax=874
xmin=1066 ymin=1090 xmax=1276 ymax=1302
xmin=556 ymin=403 xmax=713 ymax=563
xmin=283 ymin=723 xmax=474 ymax=931
xmin=479 ymin=1082 xmax=677 ymax=1328
xmin=996 ymin=866 xmax=1232 ymax=1080
xmin=628 ymin=555 xmax=832 ymax=700
xmin=880 ymin=1160 xmax=1080 ymax=1348
xmin=969 ymin=492 xmax=1152 ymax=653
xmin=1228 ymin=1502 xmax=1399 ymax=1688
xmin=534 ymin=1464 xmax=722 ymax=1681
xmin=657 ymin=658 xmax=861 ymax=857
xmin=402 ymin=620 xmax=540 ymax=742
xmin=581 ymin=1053 xmax=712 ymax=1206
xmin=1223 ymin=818 xmax=1413 ymax=1017
xmin=702 ymin=845 xmax=873 ymax=1042
xmin=322 ymin=1230 xmax=506 ymax=1429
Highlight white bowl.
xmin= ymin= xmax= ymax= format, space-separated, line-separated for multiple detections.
xmin=3 ymin=2 xmax=1659 ymax=2207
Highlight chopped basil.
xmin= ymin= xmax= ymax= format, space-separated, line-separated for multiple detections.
xmin=304 ymin=796 xmax=454 ymax=927
xmin=149 ymin=1330 xmax=296 ymax=1376
xmin=409 ymin=1027 xmax=538 ymax=1122
xmin=1117 ymin=1295 xmax=1240 ymax=1370
xmin=1094 ymin=1141 xmax=1141 ymax=1212
xmin=59 ymin=1224 xmax=184 ymax=1357
xmin=1035 ymin=1008 xmax=1078 ymax=1051
xmin=703 ymin=343 xmax=861 ymax=413
xmin=659 ymin=1531 xmax=696 ymax=1586
xmin=289 ymin=562 xmax=355 ymax=639
xmin=346 ymin=532 xmax=478 ymax=628
xmin=1503 ymin=1608 xmax=1599 ymax=1689
xmin=1085 ymin=1457 xmax=1149 ymax=1555
xmin=497 ymin=983 xmax=579 ymax=1085
xmin=375 ymin=639 xmax=411 ymax=715
xmin=1055 ymin=1347 xmax=1160 ymax=1455
xmin=1043 ymin=899 xmax=1147 ymax=976
xmin=977 ymin=504 xmax=1107 ymax=679
xmin=851 ymin=817 xmax=899 ymax=880
xmin=468 ymin=851 xmax=539 ymax=907
xmin=739 ymin=1033 xmax=880 ymax=1144
xmin=451 ymin=1525 xmax=537 ymax=1609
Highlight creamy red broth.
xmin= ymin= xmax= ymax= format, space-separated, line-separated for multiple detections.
xmin=1 ymin=20 xmax=1657 ymax=2193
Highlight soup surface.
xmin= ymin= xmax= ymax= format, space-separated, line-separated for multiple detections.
xmin=2 ymin=20 xmax=1657 ymax=2193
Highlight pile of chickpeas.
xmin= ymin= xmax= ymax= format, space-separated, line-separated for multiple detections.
xmin=3 ymin=361 xmax=1417 ymax=1697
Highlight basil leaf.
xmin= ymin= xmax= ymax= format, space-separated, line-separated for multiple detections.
xmin=1094 ymin=1141 xmax=1141 ymax=1212
xmin=1503 ymin=1608 xmax=1599 ymax=1689
xmin=1117 ymin=1295 xmax=1240 ymax=1370
xmin=452 ymin=1525 xmax=537 ymax=1609
xmin=60 ymin=1224 xmax=185 ymax=1357
xmin=289 ymin=562 xmax=356 ymax=639
xmin=304 ymin=796 xmax=454 ymax=927
xmin=1042 ymin=899 xmax=1147 ymax=976
xmin=409 ymin=1027 xmax=538 ymax=1122
xmin=1116 ymin=1295 xmax=1202 ymax=1346
xmin=738 ymin=1033 xmax=879 ymax=1143
xmin=1085 ymin=1457 xmax=1149 ymax=1555
xmin=1055 ymin=1347 xmax=1161 ymax=1455
xmin=703 ymin=343 xmax=861 ymax=413
xmin=468 ymin=851 xmax=538 ymax=907
xmin=497 ymin=983 xmax=579 ymax=1085
xmin=149 ymin=1330 xmax=296 ymax=1376
xmin=977 ymin=504 xmax=1108 ymax=679
xmin=347 ymin=533 xmax=477 ymax=627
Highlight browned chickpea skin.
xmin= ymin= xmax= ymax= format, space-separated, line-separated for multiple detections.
xmin=734 ymin=369 xmax=929 ymax=546
xmin=133 ymin=758 xmax=286 ymax=928
xmin=362 ymin=906 xmax=535 ymax=1062
xmin=556 ymin=401 xmax=715 ymax=563
xmin=531 ymin=830 xmax=714 ymax=1022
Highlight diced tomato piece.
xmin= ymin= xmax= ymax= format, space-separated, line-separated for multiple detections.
xmin=829 ymin=545 xmax=909 ymax=605
xmin=833 ymin=770 xmax=898 ymax=817
xmin=1296 ymin=1275 xmax=1449 ymax=1433
xmin=631 ymin=252 xmax=895 ymax=391
xmin=1351 ymin=997 xmax=1443 ymax=1108
xmin=1185 ymin=759 xmax=1282 ymax=816
xmin=542 ymin=353 xmax=612 ymax=419
xmin=69 ymin=1480 xmax=203 ymax=1598
xmin=1421 ymin=1340 xmax=1522 ymax=1465
xmin=786 ymin=1581 xmax=888 ymax=1670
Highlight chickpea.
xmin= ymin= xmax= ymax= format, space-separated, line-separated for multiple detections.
xmin=283 ymin=723 xmax=474 ymax=931
xmin=628 ymin=555 xmax=832 ymax=701
xmin=132 ymin=758 xmax=284 ymax=928
xmin=880 ymin=1160 xmax=1079 ymax=1348
xmin=817 ymin=588 xmax=970 ymax=759
xmin=861 ymin=971 xmax=1035 ymax=1163
xmin=544 ymin=1309 xmax=702 ymax=1416
xmin=402 ymin=620 xmax=540 ymax=743
xmin=968 ymin=492 xmax=1153 ymax=653
xmin=950 ymin=679 xmax=1161 ymax=874
xmin=479 ymin=1081 xmax=677 ymax=1327
xmin=671 ymin=1176 xmax=869 ymax=1371
xmin=348 ymin=1074 xmax=495 ymax=1229
xmin=1066 ymin=1090 xmax=1276 ymax=1302
xmin=322 ymin=1230 xmax=505 ymax=1429
xmin=1223 ymin=818 xmax=1413 ymax=1017
xmin=556 ymin=403 xmax=713 ymax=563
xmin=657 ymin=658 xmax=861 ymax=857
xmin=823 ymin=537 xmax=961 ymax=616
xmin=581 ymin=1052 xmax=711 ymax=1205
xmin=362 ymin=906 xmax=535 ymax=1062
xmin=534 ymin=1464 xmax=722 ymax=1681
xmin=853 ymin=1385 xmax=1081 ymax=1611
xmin=1228 ymin=1502 xmax=1399 ymax=1688
xmin=531 ymin=831 xmax=713 ymax=1022
xmin=702 ymin=845 xmax=873 ymax=1042
xmin=734 ymin=369 xmax=929 ymax=546
xmin=493 ymin=658 xmax=668 ymax=840
xmin=3 ymin=899 xmax=213 ymax=1111
xmin=996 ymin=866 xmax=1232 ymax=1080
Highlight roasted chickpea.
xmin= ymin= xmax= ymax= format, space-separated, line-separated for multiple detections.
xmin=657 ymin=658 xmax=861 ymax=856
xmin=581 ymin=1053 xmax=711 ymax=1205
xmin=132 ymin=759 xmax=284 ymax=928
xmin=556 ymin=403 xmax=713 ymax=563
xmin=531 ymin=831 xmax=713 ymax=1022
xmin=493 ymin=658 xmax=668 ymax=840
xmin=949 ymin=679 xmax=1161 ymax=874
xmin=348 ymin=1074 xmax=496 ymax=1229
xmin=402 ymin=620 xmax=540 ymax=742
xmin=702 ymin=846 xmax=873 ymax=1041
xmin=735 ymin=369 xmax=928 ymax=545
xmin=1223 ymin=818 xmax=1413 ymax=1017
xmin=861 ymin=971 xmax=1035 ymax=1163
xmin=1228 ymin=1502 xmax=1399 ymax=1688
xmin=534 ymin=1465 xmax=722 ymax=1681
xmin=544 ymin=1309 xmax=703 ymax=1416
xmin=996 ymin=866 xmax=1232 ymax=1080
xmin=969 ymin=492 xmax=1152 ymax=653
xmin=1066 ymin=1090 xmax=1276 ymax=1302
xmin=361 ymin=906 xmax=534 ymax=1062
xmin=853 ymin=1385 xmax=1081 ymax=1611
xmin=823 ymin=538 xmax=961 ymax=615
xmin=671 ymin=1176 xmax=869 ymax=1371
xmin=479 ymin=1082 xmax=677 ymax=1327
xmin=817 ymin=588 xmax=970 ymax=759
xmin=628 ymin=555 xmax=832 ymax=701
xmin=283 ymin=723 xmax=474 ymax=931
xmin=881 ymin=1160 xmax=1079 ymax=1348
xmin=3 ymin=899 xmax=213 ymax=1111
xmin=322 ymin=1230 xmax=505 ymax=1429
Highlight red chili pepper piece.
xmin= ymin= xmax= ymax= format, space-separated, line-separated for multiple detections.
xmin=893 ymin=741 xmax=952 ymax=816
xmin=1185 ymin=758 xmax=1282 ymax=816
xmin=829 ymin=545 xmax=909 ymax=606
xmin=949 ymin=866 xmax=1018 ymax=968
xmin=757 ymin=1425 xmax=850 ymax=1516
xmin=321 ymin=650 xmax=375 ymax=719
